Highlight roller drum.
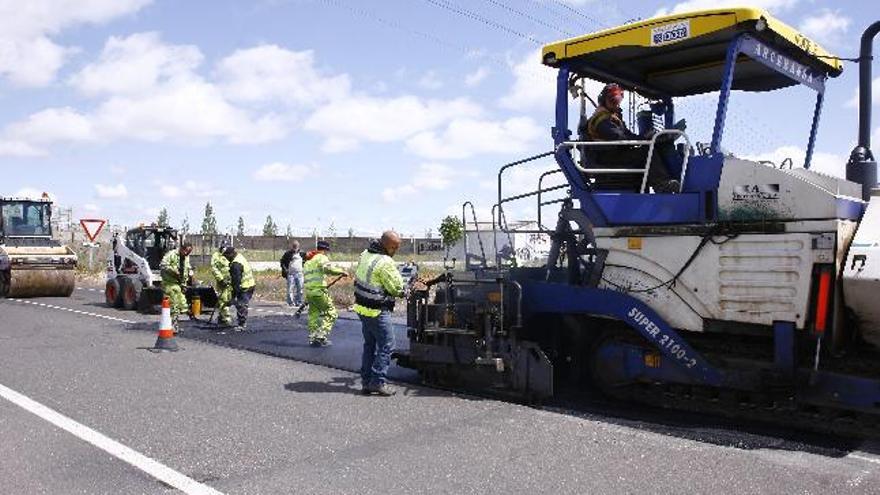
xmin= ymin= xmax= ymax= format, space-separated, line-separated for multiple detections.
xmin=6 ymin=267 xmax=76 ymax=298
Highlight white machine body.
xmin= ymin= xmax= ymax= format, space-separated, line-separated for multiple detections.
xmin=842 ymin=189 xmax=880 ymax=347
xmin=597 ymin=158 xmax=874 ymax=340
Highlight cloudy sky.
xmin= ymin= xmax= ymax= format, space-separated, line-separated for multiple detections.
xmin=3 ymin=0 xmax=878 ymax=236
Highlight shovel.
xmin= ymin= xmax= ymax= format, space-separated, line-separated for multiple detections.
xmin=294 ymin=274 xmax=347 ymax=318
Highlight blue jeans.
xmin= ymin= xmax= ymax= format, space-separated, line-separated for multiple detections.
xmin=286 ymin=272 xmax=303 ymax=306
xmin=359 ymin=311 xmax=395 ymax=389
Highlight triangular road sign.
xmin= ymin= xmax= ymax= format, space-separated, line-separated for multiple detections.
xmin=79 ymin=218 xmax=107 ymax=242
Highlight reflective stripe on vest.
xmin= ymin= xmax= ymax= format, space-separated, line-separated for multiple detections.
xmin=354 ymin=254 xmax=393 ymax=308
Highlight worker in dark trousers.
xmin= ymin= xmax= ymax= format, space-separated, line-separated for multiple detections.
xmin=353 ymin=231 xmax=406 ymax=396
xmin=223 ymin=246 xmax=256 ymax=331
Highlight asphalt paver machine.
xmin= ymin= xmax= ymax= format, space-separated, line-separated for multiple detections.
xmin=0 ymin=194 xmax=77 ymax=298
xmin=397 ymin=8 xmax=880 ymax=436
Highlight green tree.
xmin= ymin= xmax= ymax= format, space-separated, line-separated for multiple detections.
xmin=439 ymin=215 xmax=464 ymax=247
xmin=201 ymin=202 xmax=217 ymax=235
xmin=180 ymin=215 xmax=190 ymax=237
xmin=285 ymin=223 xmax=293 ymax=237
xmin=157 ymin=207 xmax=169 ymax=227
xmin=263 ymin=215 xmax=278 ymax=236
xmin=347 ymin=227 xmax=354 ymax=238
xmin=236 ymin=216 xmax=245 ymax=237
xmin=327 ymin=221 xmax=337 ymax=239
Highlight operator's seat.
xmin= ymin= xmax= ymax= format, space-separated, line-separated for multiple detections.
xmin=578 ymin=139 xmax=643 ymax=192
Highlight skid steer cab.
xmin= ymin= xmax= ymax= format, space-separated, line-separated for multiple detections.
xmin=398 ymin=7 xmax=880 ymax=437
xmin=105 ymin=225 xmax=216 ymax=313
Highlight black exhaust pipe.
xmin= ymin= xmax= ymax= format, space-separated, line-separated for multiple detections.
xmin=847 ymin=21 xmax=880 ymax=202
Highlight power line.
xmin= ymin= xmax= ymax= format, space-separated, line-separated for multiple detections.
xmin=548 ymin=0 xmax=607 ymax=30
xmin=421 ymin=0 xmax=544 ymax=45
xmin=520 ymin=0 xmax=595 ymax=33
xmin=315 ymin=0 xmax=554 ymax=85
xmin=481 ymin=0 xmax=575 ymax=37
xmin=317 ymin=0 xmax=487 ymax=60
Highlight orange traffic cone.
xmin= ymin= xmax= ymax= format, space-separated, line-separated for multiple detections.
xmin=152 ymin=297 xmax=179 ymax=352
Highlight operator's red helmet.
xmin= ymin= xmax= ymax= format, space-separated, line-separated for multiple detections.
xmin=599 ymin=83 xmax=624 ymax=106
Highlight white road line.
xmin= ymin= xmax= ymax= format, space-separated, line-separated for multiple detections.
xmin=6 ymin=299 xmax=135 ymax=324
xmin=850 ymin=453 xmax=880 ymax=466
xmin=0 ymin=383 xmax=223 ymax=495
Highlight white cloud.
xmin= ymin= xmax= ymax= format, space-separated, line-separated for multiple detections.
xmin=465 ymin=67 xmax=490 ymax=87
xmin=253 ymin=162 xmax=314 ymax=182
xmin=159 ymin=180 xmax=224 ymax=199
xmin=500 ymin=49 xmax=604 ymax=112
xmin=69 ymin=31 xmax=202 ymax=96
xmin=799 ymin=9 xmax=850 ymax=47
xmin=0 ymin=140 xmax=46 ymax=156
xmin=500 ymin=49 xmax=556 ymax=111
xmin=94 ymin=183 xmax=128 ymax=199
xmin=382 ymin=163 xmax=457 ymax=202
xmin=93 ymin=80 xmax=286 ymax=144
xmin=5 ymin=33 xmax=287 ymax=148
xmin=216 ymin=45 xmax=350 ymax=106
xmin=845 ymin=76 xmax=880 ymax=109
xmin=418 ymin=70 xmax=443 ymax=90
xmin=744 ymin=145 xmax=846 ymax=178
xmin=654 ymin=0 xmax=798 ymax=17
xmin=6 ymin=107 xmax=96 ymax=144
xmin=304 ymin=95 xmax=483 ymax=152
xmin=407 ymin=117 xmax=544 ymax=160
xmin=0 ymin=0 xmax=151 ymax=86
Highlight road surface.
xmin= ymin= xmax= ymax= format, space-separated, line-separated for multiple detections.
xmin=0 ymin=287 xmax=878 ymax=494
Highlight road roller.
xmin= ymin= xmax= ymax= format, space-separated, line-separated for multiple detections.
xmin=0 ymin=194 xmax=77 ymax=298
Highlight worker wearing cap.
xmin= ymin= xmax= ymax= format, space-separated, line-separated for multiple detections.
xmin=211 ymin=244 xmax=233 ymax=327
xmin=582 ymin=83 xmax=679 ymax=193
xmin=303 ymin=240 xmax=348 ymax=346
xmin=223 ymin=247 xmax=256 ymax=331
xmin=159 ymin=240 xmax=193 ymax=331
xmin=353 ymin=231 xmax=406 ymax=396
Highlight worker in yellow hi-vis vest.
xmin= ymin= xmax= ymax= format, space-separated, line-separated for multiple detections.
xmin=302 ymin=240 xmax=348 ymax=346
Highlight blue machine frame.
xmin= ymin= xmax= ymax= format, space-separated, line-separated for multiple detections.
xmin=534 ymin=33 xmax=880 ymax=413
xmin=553 ymin=34 xmax=829 ymax=228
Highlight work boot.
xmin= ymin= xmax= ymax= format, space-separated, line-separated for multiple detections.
xmin=318 ymin=338 xmax=332 ymax=347
xmin=653 ymin=179 xmax=680 ymax=193
xmin=372 ymin=384 xmax=396 ymax=397
xmin=309 ymin=340 xmax=322 ymax=347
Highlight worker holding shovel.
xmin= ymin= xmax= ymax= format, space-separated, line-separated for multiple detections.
xmin=302 ymin=240 xmax=348 ymax=347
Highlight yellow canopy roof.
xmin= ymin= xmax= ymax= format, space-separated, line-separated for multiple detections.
xmin=542 ymin=7 xmax=843 ymax=97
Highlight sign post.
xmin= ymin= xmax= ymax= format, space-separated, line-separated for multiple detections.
xmin=79 ymin=219 xmax=107 ymax=271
